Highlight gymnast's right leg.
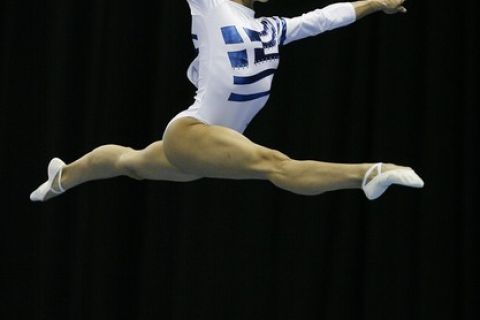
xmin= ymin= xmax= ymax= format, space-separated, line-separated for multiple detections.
xmin=30 ymin=141 xmax=199 ymax=202
xmin=162 ymin=117 xmax=424 ymax=199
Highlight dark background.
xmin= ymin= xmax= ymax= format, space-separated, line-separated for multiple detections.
xmin=1 ymin=0 xmax=478 ymax=319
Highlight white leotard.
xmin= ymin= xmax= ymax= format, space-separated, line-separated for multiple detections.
xmin=166 ymin=0 xmax=356 ymax=134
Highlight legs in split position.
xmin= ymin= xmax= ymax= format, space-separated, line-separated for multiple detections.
xmin=31 ymin=117 xmax=424 ymax=202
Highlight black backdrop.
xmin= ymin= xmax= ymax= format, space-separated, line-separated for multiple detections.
xmin=1 ymin=0 xmax=478 ymax=319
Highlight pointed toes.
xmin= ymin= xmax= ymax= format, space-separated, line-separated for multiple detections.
xmin=30 ymin=181 xmax=50 ymax=202
xmin=392 ymin=169 xmax=425 ymax=188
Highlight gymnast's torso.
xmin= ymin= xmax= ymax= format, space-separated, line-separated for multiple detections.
xmin=168 ymin=0 xmax=357 ymax=134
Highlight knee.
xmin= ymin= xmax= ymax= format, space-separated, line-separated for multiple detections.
xmin=256 ymin=149 xmax=291 ymax=177
xmin=116 ymin=148 xmax=145 ymax=180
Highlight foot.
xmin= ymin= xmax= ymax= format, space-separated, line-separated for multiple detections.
xmin=30 ymin=158 xmax=66 ymax=202
xmin=362 ymin=163 xmax=424 ymax=200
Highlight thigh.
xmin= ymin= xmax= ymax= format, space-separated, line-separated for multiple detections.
xmin=162 ymin=117 xmax=289 ymax=180
xmin=126 ymin=141 xmax=201 ymax=182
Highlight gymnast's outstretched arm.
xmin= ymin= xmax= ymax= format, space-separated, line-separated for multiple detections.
xmin=281 ymin=0 xmax=407 ymax=45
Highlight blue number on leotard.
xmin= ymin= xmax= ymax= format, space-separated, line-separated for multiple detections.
xmin=243 ymin=19 xmax=283 ymax=64
xmin=220 ymin=18 xmax=286 ymax=102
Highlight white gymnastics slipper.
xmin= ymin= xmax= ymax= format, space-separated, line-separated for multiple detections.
xmin=30 ymin=158 xmax=66 ymax=202
xmin=362 ymin=163 xmax=424 ymax=200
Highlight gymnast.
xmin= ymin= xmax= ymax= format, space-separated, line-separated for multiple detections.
xmin=31 ymin=0 xmax=424 ymax=202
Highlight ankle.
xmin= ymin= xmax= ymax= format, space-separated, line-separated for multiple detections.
xmin=350 ymin=164 xmax=376 ymax=189
xmin=361 ymin=163 xmax=381 ymax=186
xmin=56 ymin=167 xmax=68 ymax=192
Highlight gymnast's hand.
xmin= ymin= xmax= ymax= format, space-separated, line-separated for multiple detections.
xmin=354 ymin=0 xmax=407 ymax=20
xmin=374 ymin=0 xmax=407 ymax=14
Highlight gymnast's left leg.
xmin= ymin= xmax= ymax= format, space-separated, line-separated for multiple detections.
xmin=30 ymin=141 xmax=199 ymax=202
